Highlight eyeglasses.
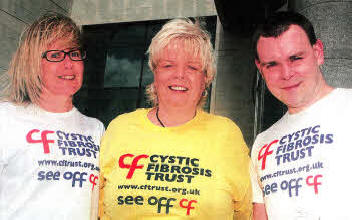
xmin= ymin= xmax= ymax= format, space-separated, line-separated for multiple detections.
xmin=42 ymin=48 xmax=87 ymax=62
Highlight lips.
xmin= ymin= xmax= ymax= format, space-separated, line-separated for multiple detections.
xmin=168 ymin=85 xmax=188 ymax=91
xmin=282 ymin=82 xmax=301 ymax=90
xmin=58 ymin=75 xmax=75 ymax=80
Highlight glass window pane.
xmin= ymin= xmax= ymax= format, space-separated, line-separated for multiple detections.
xmin=104 ymin=47 xmax=144 ymax=88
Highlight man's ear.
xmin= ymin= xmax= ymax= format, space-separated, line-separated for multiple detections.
xmin=313 ymin=39 xmax=324 ymax=66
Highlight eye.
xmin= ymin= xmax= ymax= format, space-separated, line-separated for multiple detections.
xmin=49 ymin=51 xmax=63 ymax=59
xmin=70 ymin=50 xmax=81 ymax=58
xmin=290 ymin=56 xmax=302 ymax=62
xmin=266 ymin=62 xmax=277 ymax=69
xmin=188 ymin=65 xmax=199 ymax=71
xmin=160 ymin=63 xmax=173 ymax=69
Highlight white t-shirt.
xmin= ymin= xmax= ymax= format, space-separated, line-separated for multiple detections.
xmin=0 ymin=102 xmax=105 ymax=220
xmin=251 ymin=88 xmax=352 ymax=220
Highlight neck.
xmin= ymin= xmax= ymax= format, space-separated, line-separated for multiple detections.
xmin=38 ymin=93 xmax=74 ymax=113
xmin=149 ymin=104 xmax=197 ymax=127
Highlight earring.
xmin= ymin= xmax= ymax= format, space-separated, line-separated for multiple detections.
xmin=202 ymin=90 xmax=208 ymax=97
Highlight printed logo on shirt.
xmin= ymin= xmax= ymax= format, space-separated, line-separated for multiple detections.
xmin=26 ymin=129 xmax=55 ymax=154
xmin=115 ymin=154 xmax=207 ymax=216
xmin=119 ymin=154 xmax=149 ymax=178
xmin=37 ymin=169 xmax=98 ymax=189
xmin=257 ymin=125 xmax=333 ymax=170
xmin=26 ymin=128 xmax=100 ymax=189
xmin=118 ymin=154 xmax=212 ymax=184
xmin=26 ymin=129 xmax=100 ymax=158
xmin=256 ymin=124 xmax=333 ymax=198
xmin=262 ymin=173 xmax=323 ymax=198
xmin=117 ymin=195 xmax=198 ymax=216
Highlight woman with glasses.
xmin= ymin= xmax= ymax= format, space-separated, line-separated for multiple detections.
xmin=99 ymin=18 xmax=252 ymax=219
xmin=0 ymin=13 xmax=104 ymax=220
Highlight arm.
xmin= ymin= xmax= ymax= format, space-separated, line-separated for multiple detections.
xmin=225 ymin=125 xmax=253 ymax=220
xmin=98 ymin=175 xmax=106 ymax=220
xmin=249 ymin=148 xmax=268 ymax=220
xmin=98 ymin=123 xmax=114 ymax=220
xmin=253 ymin=203 xmax=268 ymax=220
xmin=233 ymin=181 xmax=253 ymax=220
xmin=91 ymin=122 xmax=105 ymax=220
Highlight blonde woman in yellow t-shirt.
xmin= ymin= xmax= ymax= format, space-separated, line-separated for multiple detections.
xmin=99 ymin=18 xmax=252 ymax=220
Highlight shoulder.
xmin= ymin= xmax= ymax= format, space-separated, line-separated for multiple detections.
xmin=0 ymin=101 xmax=26 ymax=116
xmin=107 ymin=108 xmax=147 ymax=130
xmin=101 ymin=109 xmax=147 ymax=146
xmin=316 ymin=88 xmax=352 ymax=112
xmin=197 ymin=111 xmax=245 ymax=143
xmin=258 ymin=110 xmax=288 ymax=137
xmin=199 ymin=111 xmax=249 ymax=153
xmin=0 ymin=101 xmax=18 ymax=111
xmin=0 ymin=102 xmax=14 ymax=127
xmin=251 ymin=113 xmax=287 ymax=154
xmin=254 ymin=122 xmax=282 ymax=144
xmin=334 ymin=88 xmax=352 ymax=99
xmin=198 ymin=110 xmax=242 ymax=132
xmin=74 ymin=109 xmax=105 ymax=134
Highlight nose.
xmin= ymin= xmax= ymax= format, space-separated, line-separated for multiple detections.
xmin=63 ymin=54 xmax=73 ymax=69
xmin=281 ymin=64 xmax=293 ymax=80
xmin=175 ymin=65 xmax=186 ymax=79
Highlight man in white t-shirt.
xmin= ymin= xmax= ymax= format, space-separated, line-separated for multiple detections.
xmin=0 ymin=13 xmax=104 ymax=220
xmin=251 ymin=11 xmax=352 ymax=220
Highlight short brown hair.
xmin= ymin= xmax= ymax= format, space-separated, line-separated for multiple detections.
xmin=253 ymin=11 xmax=317 ymax=61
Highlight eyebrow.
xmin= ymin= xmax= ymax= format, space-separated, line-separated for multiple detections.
xmin=260 ymin=61 xmax=276 ymax=67
xmin=65 ymin=47 xmax=79 ymax=51
xmin=158 ymin=59 xmax=174 ymax=63
xmin=289 ymin=51 xmax=305 ymax=58
xmin=260 ymin=51 xmax=306 ymax=66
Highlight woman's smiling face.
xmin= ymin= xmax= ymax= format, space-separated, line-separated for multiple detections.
xmin=154 ymin=39 xmax=206 ymax=110
xmin=40 ymin=38 xmax=84 ymax=99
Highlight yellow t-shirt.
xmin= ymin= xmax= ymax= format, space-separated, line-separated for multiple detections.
xmin=99 ymin=109 xmax=252 ymax=220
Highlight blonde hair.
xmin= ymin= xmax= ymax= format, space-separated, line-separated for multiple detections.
xmin=146 ymin=18 xmax=216 ymax=107
xmin=6 ymin=12 xmax=82 ymax=104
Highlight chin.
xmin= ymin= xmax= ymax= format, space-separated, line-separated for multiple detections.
xmin=166 ymin=100 xmax=190 ymax=108
xmin=169 ymin=102 xmax=188 ymax=108
xmin=57 ymin=89 xmax=80 ymax=97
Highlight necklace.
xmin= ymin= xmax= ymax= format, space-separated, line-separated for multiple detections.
xmin=156 ymin=107 xmax=165 ymax=127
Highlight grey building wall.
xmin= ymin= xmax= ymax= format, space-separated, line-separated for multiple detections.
xmin=290 ymin=0 xmax=352 ymax=88
xmin=0 ymin=0 xmax=73 ymax=90
xmin=71 ymin=0 xmax=217 ymax=25
xmin=212 ymin=20 xmax=256 ymax=145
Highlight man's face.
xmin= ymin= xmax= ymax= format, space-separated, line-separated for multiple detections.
xmin=255 ymin=25 xmax=325 ymax=113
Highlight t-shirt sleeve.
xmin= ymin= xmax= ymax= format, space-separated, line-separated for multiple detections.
xmin=250 ymin=138 xmax=265 ymax=204
xmin=250 ymin=159 xmax=264 ymax=203
xmin=90 ymin=119 xmax=105 ymax=220
xmin=99 ymin=118 xmax=119 ymax=220
xmin=232 ymin=151 xmax=252 ymax=220
xmin=218 ymin=119 xmax=253 ymax=219
xmin=0 ymin=106 xmax=8 ymax=177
